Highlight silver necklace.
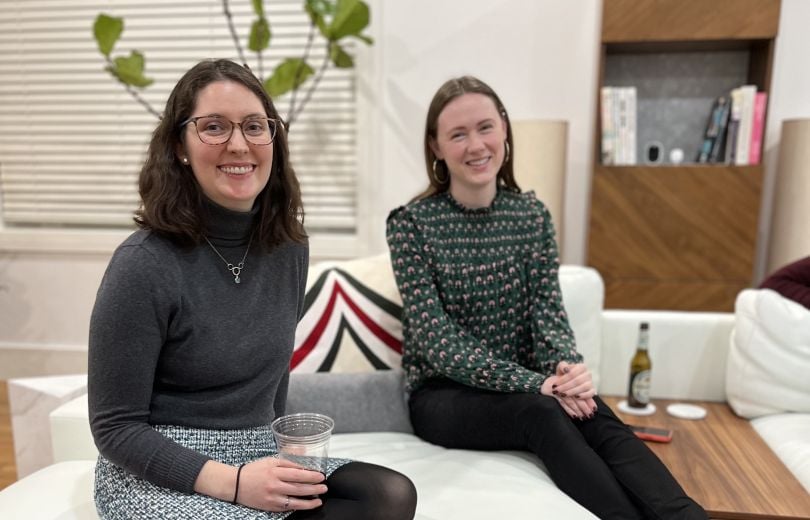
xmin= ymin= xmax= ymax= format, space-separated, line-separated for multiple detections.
xmin=204 ymin=233 xmax=253 ymax=284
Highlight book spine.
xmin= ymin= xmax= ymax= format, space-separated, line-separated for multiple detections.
xmin=626 ymin=87 xmax=637 ymax=165
xmin=616 ymin=88 xmax=627 ymax=164
xmin=709 ymin=97 xmax=730 ymax=163
xmin=725 ymin=87 xmax=742 ymax=164
xmin=748 ymin=92 xmax=767 ymax=165
xmin=734 ymin=85 xmax=757 ymax=166
xmin=601 ymin=87 xmax=614 ymax=165
xmin=697 ymin=96 xmax=721 ymax=163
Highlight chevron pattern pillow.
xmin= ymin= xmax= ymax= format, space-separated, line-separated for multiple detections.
xmin=292 ymin=254 xmax=404 ymax=373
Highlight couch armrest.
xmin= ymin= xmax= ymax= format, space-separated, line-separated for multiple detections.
xmin=600 ymin=310 xmax=734 ymax=401
xmin=286 ymin=370 xmax=413 ymax=434
xmin=50 ymin=394 xmax=98 ymax=462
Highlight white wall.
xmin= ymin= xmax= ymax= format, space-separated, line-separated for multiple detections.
xmin=756 ymin=0 xmax=810 ymax=281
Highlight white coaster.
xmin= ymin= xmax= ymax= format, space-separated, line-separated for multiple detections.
xmin=666 ymin=403 xmax=707 ymax=420
xmin=617 ymin=400 xmax=657 ymax=416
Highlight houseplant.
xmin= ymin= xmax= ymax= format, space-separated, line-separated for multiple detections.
xmin=93 ymin=0 xmax=372 ymax=127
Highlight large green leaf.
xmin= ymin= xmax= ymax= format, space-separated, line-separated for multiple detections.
xmin=93 ymin=14 xmax=123 ymax=57
xmin=329 ymin=0 xmax=369 ymax=40
xmin=263 ymin=59 xmax=314 ymax=97
xmin=248 ymin=18 xmax=271 ymax=51
xmin=329 ymin=42 xmax=353 ymax=68
xmin=306 ymin=0 xmax=333 ymax=15
xmin=305 ymin=0 xmax=332 ymax=36
xmin=111 ymin=51 xmax=153 ymax=88
xmin=251 ymin=0 xmax=265 ymax=16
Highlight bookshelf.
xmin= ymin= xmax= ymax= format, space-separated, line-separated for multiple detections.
xmin=587 ymin=0 xmax=781 ymax=312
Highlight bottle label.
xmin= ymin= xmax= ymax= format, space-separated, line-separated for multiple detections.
xmin=631 ymin=370 xmax=651 ymax=405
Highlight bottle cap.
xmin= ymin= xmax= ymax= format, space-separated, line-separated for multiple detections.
xmin=640 ymin=322 xmax=649 ymax=330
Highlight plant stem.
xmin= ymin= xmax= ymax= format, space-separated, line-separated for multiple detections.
xmin=289 ymin=48 xmax=330 ymax=127
xmin=105 ymin=56 xmax=161 ymax=119
xmin=222 ymin=0 xmax=247 ymax=66
xmin=287 ymin=22 xmax=317 ymax=126
xmin=124 ymin=83 xmax=162 ymax=119
xmin=258 ymin=51 xmax=264 ymax=78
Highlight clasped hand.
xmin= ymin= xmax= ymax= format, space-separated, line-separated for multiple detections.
xmin=237 ymin=457 xmax=328 ymax=512
xmin=540 ymin=361 xmax=598 ymax=420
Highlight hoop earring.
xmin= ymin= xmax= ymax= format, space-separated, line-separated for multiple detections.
xmin=432 ymin=159 xmax=448 ymax=184
xmin=504 ymin=141 xmax=510 ymax=164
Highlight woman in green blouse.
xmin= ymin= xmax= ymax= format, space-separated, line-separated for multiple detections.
xmin=386 ymin=76 xmax=707 ymax=520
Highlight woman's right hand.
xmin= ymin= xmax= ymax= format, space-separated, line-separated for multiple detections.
xmin=540 ymin=362 xmax=598 ymax=420
xmin=237 ymin=457 xmax=328 ymax=512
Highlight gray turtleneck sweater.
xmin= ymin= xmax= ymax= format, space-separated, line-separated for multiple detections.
xmin=88 ymin=200 xmax=308 ymax=494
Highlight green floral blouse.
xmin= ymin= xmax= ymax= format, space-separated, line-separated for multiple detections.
xmin=386 ymin=188 xmax=582 ymax=394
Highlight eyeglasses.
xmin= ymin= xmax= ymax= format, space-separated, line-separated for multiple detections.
xmin=181 ymin=116 xmax=279 ymax=146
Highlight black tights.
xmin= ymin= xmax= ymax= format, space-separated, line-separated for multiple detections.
xmin=288 ymin=461 xmax=417 ymax=520
xmin=410 ymin=379 xmax=708 ymax=520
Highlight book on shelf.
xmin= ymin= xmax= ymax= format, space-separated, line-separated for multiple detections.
xmin=734 ymin=85 xmax=758 ymax=166
xmin=697 ymin=95 xmax=730 ymax=163
xmin=725 ymin=88 xmax=743 ymax=164
xmin=600 ymin=87 xmax=616 ymax=165
xmin=699 ymin=85 xmax=767 ymax=166
xmin=748 ymin=92 xmax=767 ymax=165
xmin=600 ymin=86 xmax=637 ymax=165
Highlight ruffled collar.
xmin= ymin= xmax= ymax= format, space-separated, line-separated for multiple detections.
xmin=443 ymin=188 xmax=503 ymax=215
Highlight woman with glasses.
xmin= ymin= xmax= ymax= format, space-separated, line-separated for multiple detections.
xmin=386 ymin=76 xmax=707 ymax=519
xmin=88 ymin=59 xmax=416 ymax=520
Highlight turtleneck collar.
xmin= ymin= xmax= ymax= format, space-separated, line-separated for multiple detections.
xmin=201 ymin=196 xmax=258 ymax=247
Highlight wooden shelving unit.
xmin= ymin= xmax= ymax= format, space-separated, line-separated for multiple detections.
xmin=587 ymin=0 xmax=781 ymax=312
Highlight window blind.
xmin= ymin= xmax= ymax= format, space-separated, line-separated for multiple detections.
xmin=0 ymin=0 xmax=358 ymax=234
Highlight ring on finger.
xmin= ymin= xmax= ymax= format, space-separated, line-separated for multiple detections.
xmin=284 ymin=496 xmax=291 ymax=510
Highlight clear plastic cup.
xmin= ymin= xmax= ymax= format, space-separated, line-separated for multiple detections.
xmin=271 ymin=413 xmax=334 ymax=473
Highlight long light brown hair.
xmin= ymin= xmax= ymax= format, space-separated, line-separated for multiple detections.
xmin=415 ymin=75 xmax=519 ymax=201
xmin=135 ymin=59 xmax=306 ymax=249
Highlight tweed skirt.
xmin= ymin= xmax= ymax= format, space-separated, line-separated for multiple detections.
xmin=94 ymin=424 xmax=351 ymax=520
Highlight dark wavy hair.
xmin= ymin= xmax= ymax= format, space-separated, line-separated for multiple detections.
xmin=134 ymin=59 xmax=306 ymax=249
xmin=415 ymin=75 xmax=519 ymax=201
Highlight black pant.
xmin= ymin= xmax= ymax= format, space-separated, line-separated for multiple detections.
xmin=288 ymin=461 xmax=417 ymax=520
xmin=410 ymin=379 xmax=708 ymax=520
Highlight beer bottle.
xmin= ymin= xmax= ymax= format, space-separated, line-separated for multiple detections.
xmin=627 ymin=322 xmax=652 ymax=408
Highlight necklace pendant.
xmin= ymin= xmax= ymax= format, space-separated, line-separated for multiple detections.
xmin=234 ymin=274 xmax=241 ymax=284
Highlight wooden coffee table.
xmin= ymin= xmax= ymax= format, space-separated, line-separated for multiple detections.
xmin=602 ymin=396 xmax=810 ymax=519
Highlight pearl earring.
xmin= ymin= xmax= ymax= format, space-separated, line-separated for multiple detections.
xmin=182 ymin=157 xmax=189 ymax=165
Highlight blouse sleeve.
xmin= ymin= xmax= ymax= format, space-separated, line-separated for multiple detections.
xmin=386 ymin=207 xmax=548 ymax=393
xmin=88 ymin=243 xmax=210 ymax=494
xmin=525 ymin=201 xmax=583 ymax=375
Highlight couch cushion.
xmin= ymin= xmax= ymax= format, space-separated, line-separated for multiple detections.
xmin=726 ymin=289 xmax=810 ymax=418
xmin=557 ymin=265 xmax=604 ymax=389
xmin=0 ymin=460 xmax=97 ymax=519
xmin=293 ymin=255 xmax=605 ymax=382
xmin=329 ymin=432 xmax=597 ymax=519
xmin=287 ymin=370 xmax=412 ymax=434
xmin=50 ymin=393 xmax=98 ymax=462
xmin=750 ymin=413 xmax=810 ymax=493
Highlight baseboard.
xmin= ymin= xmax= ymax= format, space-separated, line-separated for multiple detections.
xmin=0 ymin=344 xmax=87 ymax=380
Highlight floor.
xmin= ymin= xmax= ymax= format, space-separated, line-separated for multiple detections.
xmin=0 ymin=381 xmax=17 ymax=490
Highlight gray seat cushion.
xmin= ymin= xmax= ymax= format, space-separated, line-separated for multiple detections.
xmin=286 ymin=370 xmax=413 ymax=434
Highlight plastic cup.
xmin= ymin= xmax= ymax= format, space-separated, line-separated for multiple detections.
xmin=271 ymin=413 xmax=334 ymax=473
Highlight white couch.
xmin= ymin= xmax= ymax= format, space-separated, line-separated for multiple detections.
xmin=5 ymin=255 xmax=807 ymax=519
xmin=725 ymin=288 xmax=810 ymax=494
